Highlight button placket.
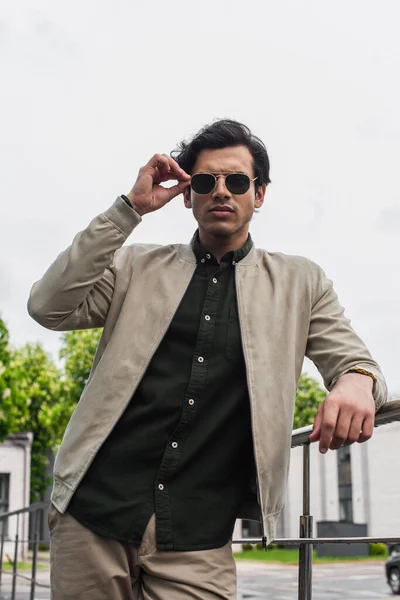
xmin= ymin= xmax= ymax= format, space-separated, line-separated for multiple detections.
xmin=158 ymin=258 xmax=222 ymax=490
xmin=151 ymin=247 xmax=248 ymax=550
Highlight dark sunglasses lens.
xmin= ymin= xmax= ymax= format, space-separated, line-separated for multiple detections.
xmin=225 ymin=173 xmax=251 ymax=194
xmin=191 ymin=174 xmax=216 ymax=194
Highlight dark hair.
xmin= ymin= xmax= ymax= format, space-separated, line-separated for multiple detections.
xmin=171 ymin=119 xmax=271 ymax=189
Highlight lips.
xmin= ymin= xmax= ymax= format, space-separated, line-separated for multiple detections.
xmin=210 ymin=205 xmax=234 ymax=212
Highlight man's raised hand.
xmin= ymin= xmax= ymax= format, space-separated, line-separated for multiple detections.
xmin=126 ymin=154 xmax=191 ymax=216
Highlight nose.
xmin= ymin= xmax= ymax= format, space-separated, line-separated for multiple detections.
xmin=212 ymin=175 xmax=231 ymax=200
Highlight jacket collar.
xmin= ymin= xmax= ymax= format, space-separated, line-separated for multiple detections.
xmin=178 ymin=232 xmax=257 ymax=266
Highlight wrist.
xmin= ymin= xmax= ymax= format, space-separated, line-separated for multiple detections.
xmin=336 ymin=372 xmax=374 ymax=392
xmin=124 ymin=193 xmax=147 ymax=217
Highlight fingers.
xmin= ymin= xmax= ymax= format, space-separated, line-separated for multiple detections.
xmin=359 ymin=412 xmax=374 ymax=442
xmin=318 ymin=400 xmax=339 ymax=454
xmin=144 ymin=154 xmax=190 ymax=183
xmin=165 ymin=179 xmax=191 ymax=202
xmin=328 ymin=411 xmax=360 ymax=450
xmin=315 ymin=391 xmax=375 ymax=454
xmin=308 ymin=406 xmax=323 ymax=442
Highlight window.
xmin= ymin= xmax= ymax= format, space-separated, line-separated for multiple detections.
xmin=242 ymin=519 xmax=262 ymax=539
xmin=0 ymin=474 xmax=10 ymax=537
xmin=337 ymin=447 xmax=353 ymax=522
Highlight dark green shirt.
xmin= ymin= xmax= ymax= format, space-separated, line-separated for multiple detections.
xmin=68 ymin=233 xmax=255 ymax=551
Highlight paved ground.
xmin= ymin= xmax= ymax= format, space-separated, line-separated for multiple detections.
xmin=237 ymin=560 xmax=392 ymax=599
xmin=0 ymin=560 xmax=392 ymax=599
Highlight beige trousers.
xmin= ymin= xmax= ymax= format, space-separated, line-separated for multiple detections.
xmin=49 ymin=506 xmax=237 ymax=600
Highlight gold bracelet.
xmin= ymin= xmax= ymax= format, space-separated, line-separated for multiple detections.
xmin=347 ymin=367 xmax=377 ymax=381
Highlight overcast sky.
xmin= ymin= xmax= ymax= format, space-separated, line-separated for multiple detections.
xmin=1 ymin=0 xmax=399 ymax=394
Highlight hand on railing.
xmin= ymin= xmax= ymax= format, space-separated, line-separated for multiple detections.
xmin=291 ymin=398 xmax=400 ymax=448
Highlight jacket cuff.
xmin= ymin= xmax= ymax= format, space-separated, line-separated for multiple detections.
xmin=101 ymin=197 xmax=142 ymax=238
xmin=330 ymin=364 xmax=388 ymax=411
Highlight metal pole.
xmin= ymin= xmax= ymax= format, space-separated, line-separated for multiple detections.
xmin=0 ymin=517 xmax=5 ymax=592
xmin=30 ymin=508 xmax=40 ymax=600
xmin=12 ymin=513 xmax=20 ymax=600
xmin=298 ymin=442 xmax=313 ymax=600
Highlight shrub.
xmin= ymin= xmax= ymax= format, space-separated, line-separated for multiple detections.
xmin=242 ymin=544 xmax=253 ymax=551
xmin=369 ymin=543 xmax=388 ymax=556
xmin=38 ymin=542 xmax=49 ymax=551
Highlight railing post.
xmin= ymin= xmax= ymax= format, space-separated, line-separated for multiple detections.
xmin=30 ymin=508 xmax=40 ymax=600
xmin=0 ymin=519 xmax=5 ymax=592
xmin=11 ymin=513 xmax=20 ymax=600
xmin=298 ymin=442 xmax=313 ymax=600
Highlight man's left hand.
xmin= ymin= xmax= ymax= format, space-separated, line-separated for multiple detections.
xmin=309 ymin=373 xmax=376 ymax=454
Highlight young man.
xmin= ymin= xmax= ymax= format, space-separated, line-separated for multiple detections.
xmin=28 ymin=119 xmax=387 ymax=600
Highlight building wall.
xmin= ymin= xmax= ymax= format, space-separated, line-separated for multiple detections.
xmin=0 ymin=434 xmax=32 ymax=560
xmin=366 ymin=421 xmax=400 ymax=537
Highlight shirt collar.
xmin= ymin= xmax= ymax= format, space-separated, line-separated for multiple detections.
xmin=191 ymin=231 xmax=253 ymax=265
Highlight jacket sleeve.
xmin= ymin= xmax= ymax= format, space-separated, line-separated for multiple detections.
xmin=27 ymin=197 xmax=141 ymax=331
xmin=305 ymin=264 xmax=387 ymax=410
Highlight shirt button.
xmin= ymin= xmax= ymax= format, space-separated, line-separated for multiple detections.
xmin=206 ymin=253 xmax=211 ymax=259
xmin=212 ymin=278 xmax=218 ymax=284
xmin=188 ymin=399 xmax=195 ymax=406
xmin=201 ymin=258 xmax=205 ymax=263
xmin=158 ymin=483 xmax=164 ymax=491
xmin=198 ymin=356 xmax=204 ymax=363
xmin=205 ymin=315 xmax=211 ymax=321
xmin=171 ymin=442 xmax=178 ymax=449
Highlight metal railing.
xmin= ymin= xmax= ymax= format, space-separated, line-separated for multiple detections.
xmin=0 ymin=501 xmax=50 ymax=600
xmin=0 ymin=399 xmax=399 ymax=599
xmin=233 ymin=398 xmax=400 ymax=599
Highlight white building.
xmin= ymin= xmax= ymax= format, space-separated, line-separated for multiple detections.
xmin=0 ymin=433 xmax=32 ymax=560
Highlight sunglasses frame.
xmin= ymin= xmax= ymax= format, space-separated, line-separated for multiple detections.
xmin=190 ymin=172 xmax=258 ymax=195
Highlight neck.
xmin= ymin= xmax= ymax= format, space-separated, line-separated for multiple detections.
xmin=198 ymin=226 xmax=249 ymax=263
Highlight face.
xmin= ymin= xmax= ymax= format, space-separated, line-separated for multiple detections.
xmin=184 ymin=145 xmax=266 ymax=240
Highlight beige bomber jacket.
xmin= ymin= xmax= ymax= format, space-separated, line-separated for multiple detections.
xmin=28 ymin=197 xmax=387 ymax=544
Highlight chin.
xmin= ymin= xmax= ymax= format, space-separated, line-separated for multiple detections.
xmin=203 ymin=223 xmax=235 ymax=238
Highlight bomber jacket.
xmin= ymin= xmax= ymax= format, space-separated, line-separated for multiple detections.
xmin=27 ymin=197 xmax=387 ymax=544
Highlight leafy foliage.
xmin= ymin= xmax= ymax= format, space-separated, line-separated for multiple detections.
xmin=0 ymin=317 xmax=29 ymax=439
xmin=12 ymin=343 xmax=63 ymax=501
xmin=0 ymin=321 xmax=102 ymax=501
xmin=294 ymin=373 xmax=326 ymax=429
xmin=60 ymin=329 xmax=102 ymax=403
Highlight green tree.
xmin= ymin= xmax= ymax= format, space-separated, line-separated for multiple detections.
xmin=0 ymin=317 xmax=29 ymax=439
xmin=294 ymin=373 xmax=326 ymax=429
xmin=0 ymin=317 xmax=12 ymax=439
xmin=12 ymin=343 xmax=64 ymax=501
xmin=8 ymin=330 xmax=102 ymax=502
xmin=60 ymin=329 xmax=102 ymax=403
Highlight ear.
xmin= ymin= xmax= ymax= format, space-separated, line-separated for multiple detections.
xmin=254 ymin=183 xmax=267 ymax=209
xmin=184 ymin=186 xmax=192 ymax=209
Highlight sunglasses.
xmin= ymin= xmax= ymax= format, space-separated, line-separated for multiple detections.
xmin=190 ymin=172 xmax=258 ymax=195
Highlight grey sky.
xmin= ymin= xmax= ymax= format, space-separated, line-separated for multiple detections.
xmin=1 ymin=0 xmax=399 ymax=392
